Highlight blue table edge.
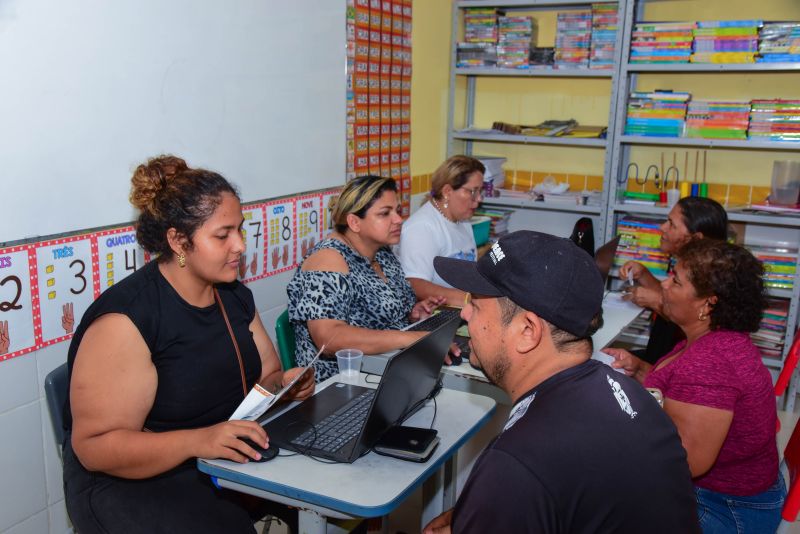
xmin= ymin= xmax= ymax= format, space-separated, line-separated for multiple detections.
xmin=197 ymin=402 xmax=497 ymax=518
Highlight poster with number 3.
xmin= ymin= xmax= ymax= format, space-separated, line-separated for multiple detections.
xmin=35 ymin=236 xmax=97 ymax=347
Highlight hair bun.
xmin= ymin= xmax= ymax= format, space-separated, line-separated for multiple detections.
xmin=129 ymin=155 xmax=188 ymax=215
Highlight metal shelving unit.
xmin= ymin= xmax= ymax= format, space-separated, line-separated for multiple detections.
xmin=602 ymin=0 xmax=800 ymax=407
xmin=447 ymin=1 xmax=800 ymax=400
xmin=446 ymin=0 xmax=629 ymax=239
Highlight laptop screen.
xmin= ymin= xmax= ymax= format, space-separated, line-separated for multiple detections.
xmin=360 ymin=315 xmax=461 ymax=448
xmin=594 ymin=235 xmax=621 ymax=286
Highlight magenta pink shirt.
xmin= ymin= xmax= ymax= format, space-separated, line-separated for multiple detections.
xmin=644 ymin=330 xmax=778 ymax=496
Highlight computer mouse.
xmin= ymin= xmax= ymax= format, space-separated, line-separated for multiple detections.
xmin=240 ymin=438 xmax=279 ymax=463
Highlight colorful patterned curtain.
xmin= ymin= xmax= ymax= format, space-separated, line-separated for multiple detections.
xmin=347 ymin=0 xmax=412 ymax=216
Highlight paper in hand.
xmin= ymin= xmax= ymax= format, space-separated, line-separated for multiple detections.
xmin=229 ymin=347 xmax=322 ymax=421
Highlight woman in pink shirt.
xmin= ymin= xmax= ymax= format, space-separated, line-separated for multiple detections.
xmin=605 ymin=240 xmax=784 ymax=533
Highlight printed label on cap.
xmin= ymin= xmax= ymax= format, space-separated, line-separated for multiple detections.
xmin=489 ymin=242 xmax=506 ymax=265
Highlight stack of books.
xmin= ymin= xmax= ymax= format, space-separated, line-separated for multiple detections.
xmin=458 ymin=8 xmax=501 ymax=68
xmin=630 ymin=22 xmax=694 ymax=63
xmin=748 ymin=99 xmax=800 ymax=142
xmin=555 ymin=10 xmax=592 ymax=69
xmin=457 ymin=43 xmax=498 ymax=68
xmin=690 ymin=20 xmax=760 ymax=64
xmin=614 ymin=217 xmax=671 ymax=277
xmin=751 ymin=298 xmax=790 ymax=361
xmin=625 ymin=91 xmax=691 ymax=137
xmin=589 ymin=3 xmax=618 ymax=70
xmin=464 ymin=8 xmax=500 ymax=44
xmin=685 ymin=100 xmax=751 ymax=139
xmin=749 ymin=244 xmax=798 ymax=291
xmin=473 ymin=207 xmax=513 ymax=239
xmin=758 ymin=22 xmax=800 ymax=63
xmin=497 ymin=16 xmax=536 ymax=68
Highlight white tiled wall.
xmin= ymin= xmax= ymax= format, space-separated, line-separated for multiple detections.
xmin=0 ymin=271 xmax=293 ymax=533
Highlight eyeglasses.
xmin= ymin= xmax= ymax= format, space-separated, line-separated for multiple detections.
xmin=461 ymin=186 xmax=483 ymax=201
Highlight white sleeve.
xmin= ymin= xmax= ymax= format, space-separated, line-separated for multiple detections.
xmin=397 ymin=219 xmax=443 ymax=282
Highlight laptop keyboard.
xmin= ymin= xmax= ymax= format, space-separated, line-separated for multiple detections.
xmin=406 ymin=308 xmax=461 ymax=332
xmin=290 ymin=389 xmax=376 ymax=453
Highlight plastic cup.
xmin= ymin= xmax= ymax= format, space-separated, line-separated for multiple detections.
xmin=336 ymin=349 xmax=363 ymax=383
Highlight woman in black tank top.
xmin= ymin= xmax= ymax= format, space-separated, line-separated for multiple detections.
xmin=63 ymin=156 xmax=314 ymax=533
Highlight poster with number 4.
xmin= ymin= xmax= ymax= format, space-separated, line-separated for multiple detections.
xmin=35 ymin=236 xmax=97 ymax=347
xmin=266 ymin=199 xmax=296 ymax=275
xmin=0 ymin=246 xmax=37 ymax=361
xmin=240 ymin=204 xmax=267 ymax=282
xmin=296 ymin=194 xmax=323 ymax=260
xmin=95 ymin=227 xmax=147 ymax=293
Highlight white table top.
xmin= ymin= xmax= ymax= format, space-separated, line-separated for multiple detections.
xmin=197 ymin=373 xmax=496 ymax=519
xmin=362 ymin=296 xmax=644 ymax=386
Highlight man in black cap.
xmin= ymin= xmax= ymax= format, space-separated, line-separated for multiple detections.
xmin=423 ymin=230 xmax=699 ymax=534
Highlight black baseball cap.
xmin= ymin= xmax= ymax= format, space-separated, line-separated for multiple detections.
xmin=434 ymin=230 xmax=604 ymax=337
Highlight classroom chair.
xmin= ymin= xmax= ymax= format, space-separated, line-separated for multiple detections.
xmin=776 ymin=331 xmax=800 ymax=432
xmin=779 ymin=415 xmax=800 ymax=533
xmin=44 ymin=362 xmax=69 ymax=460
xmin=275 ymin=309 xmax=296 ymax=370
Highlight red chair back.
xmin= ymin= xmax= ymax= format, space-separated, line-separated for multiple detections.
xmin=783 ymin=417 xmax=800 ymax=521
xmin=776 ymin=331 xmax=800 ymax=397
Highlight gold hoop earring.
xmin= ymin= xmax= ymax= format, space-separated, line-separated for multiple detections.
xmin=698 ymin=310 xmax=708 ymax=321
xmin=178 ymin=253 xmax=186 ymax=268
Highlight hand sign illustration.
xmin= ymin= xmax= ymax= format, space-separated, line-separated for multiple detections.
xmin=282 ymin=244 xmax=289 ymax=266
xmin=272 ymin=247 xmax=280 ymax=269
xmin=0 ymin=320 xmax=9 ymax=355
xmin=238 ymin=256 xmax=247 ymax=278
xmin=62 ymin=302 xmax=75 ymax=334
xmin=250 ymin=253 xmax=258 ymax=275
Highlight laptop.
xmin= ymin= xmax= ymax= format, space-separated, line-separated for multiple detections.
xmin=594 ymin=235 xmax=621 ymax=286
xmin=263 ymin=314 xmax=461 ymax=463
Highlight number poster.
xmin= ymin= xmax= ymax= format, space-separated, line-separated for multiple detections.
xmin=34 ymin=235 xmax=96 ymax=347
xmin=296 ymin=194 xmax=322 ymax=261
xmin=95 ymin=227 xmax=146 ymax=293
xmin=240 ymin=204 xmax=268 ymax=283
xmin=0 ymin=246 xmax=37 ymax=361
xmin=321 ymin=188 xmax=342 ymax=238
xmin=265 ymin=199 xmax=296 ymax=275
xmin=0 ymin=186 xmax=344 ymax=363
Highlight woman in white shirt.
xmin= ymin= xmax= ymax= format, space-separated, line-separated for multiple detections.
xmin=396 ymin=155 xmax=485 ymax=306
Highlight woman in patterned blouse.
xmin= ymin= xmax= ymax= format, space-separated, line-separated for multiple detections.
xmin=287 ymin=175 xmax=448 ymax=381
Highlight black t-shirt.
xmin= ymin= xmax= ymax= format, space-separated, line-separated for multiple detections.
xmin=452 ymin=360 xmax=700 ymax=534
xmin=65 ymin=261 xmax=261 ymax=433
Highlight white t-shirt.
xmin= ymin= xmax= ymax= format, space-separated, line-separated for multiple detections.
xmin=396 ymin=201 xmax=477 ymax=288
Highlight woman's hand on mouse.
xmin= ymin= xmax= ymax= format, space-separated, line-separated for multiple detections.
xmin=195 ymin=420 xmax=269 ymax=463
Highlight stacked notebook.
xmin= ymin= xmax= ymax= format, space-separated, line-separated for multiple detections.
xmin=497 ymin=16 xmax=535 ymax=68
xmin=752 ymin=298 xmax=790 ymax=362
xmin=589 ymin=3 xmax=618 ymax=70
xmin=758 ymin=22 xmax=800 ymax=63
xmin=685 ymin=100 xmax=751 ymax=140
xmin=613 ymin=217 xmax=671 ymax=278
xmin=749 ymin=100 xmax=800 ymax=142
xmin=630 ymin=22 xmax=694 ymax=63
xmin=625 ymin=91 xmax=691 ymax=137
xmin=555 ymin=10 xmax=592 ymax=68
xmin=690 ymin=20 xmax=760 ymax=64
